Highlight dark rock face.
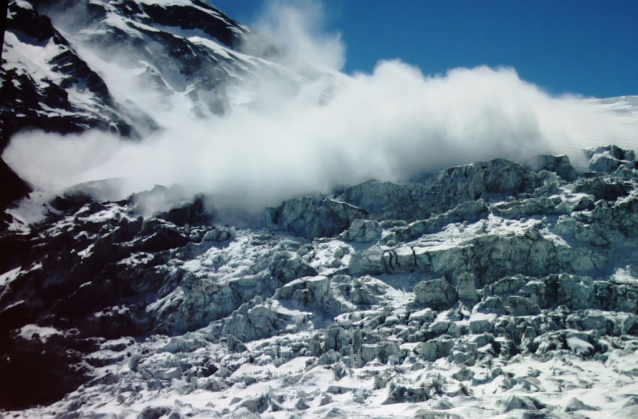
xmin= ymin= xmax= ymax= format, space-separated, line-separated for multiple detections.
xmin=139 ymin=1 xmax=245 ymax=49
xmin=0 ymin=0 xmax=153 ymax=151
xmin=0 ymin=330 xmax=96 ymax=409
xmin=412 ymin=279 xmax=457 ymax=311
xmin=0 ymin=158 xmax=32 ymax=212
xmin=0 ymin=194 xmax=204 ymax=407
xmin=0 ymin=0 xmax=291 ymax=208
xmin=0 ymin=0 xmax=284 ymax=207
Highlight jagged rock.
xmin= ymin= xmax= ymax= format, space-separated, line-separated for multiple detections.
xmin=202 ymin=226 xmax=235 ymax=242
xmin=0 ymin=158 xmax=32 ymax=210
xmin=276 ymin=276 xmax=334 ymax=310
xmin=553 ymin=216 xmax=609 ymax=247
xmin=390 ymin=200 xmax=488 ymax=244
xmin=271 ymin=158 xmax=547 ymax=240
xmin=430 ymin=320 xmax=460 ymax=337
xmin=564 ymin=332 xmax=596 ymax=357
xmin=346 ymin=275 xmax=388 ymax=306
xmin=413 ymin=279 xmax=457 ymax=310
xmin=339 ymin=219 xmax=382 ymax=242
xmin=530 ymin=329 xmax=603 ymax=358
xmin=556 ymin=275 xmax=594 ymax=310
xmin=154 ymin=196 xmax=210 ymax=227
xmin=383 ymin=383 xmax=429 ymax=404
xmin=238 ymin=394 xmax=269 ymax=414
xmin=296 ymin=397 xmax=310 ymax=410
xmin=409 ymin=308 xmax=437 ymax=325
xmin=413 ymin=410 xmax=463 ymax=419
xmin=308 ymin=334 xmax=323 ymax=357
xmin=525 ymin=154 xmax=579 ymax=181
xmin=2 ymin=140 xmax=638 ymax=415
xmin=269 ymin=196 xmax=367 ymax=239
xmin=490 ymin=194 xmax=571 ymax=219
xmin=223 ymin=303 xmax=290 ymax=343
xmin=415 ymin=337 xmax=455 ymax=362
xmin=350 ymin=219 xmax=607 ymax=287
xmin=324 ymin=327 xmax=352 ymax=353
xmin=586 ymin=145 xmax=636 ymax=173
xmin=574 ymin=177 xmax=632 ymax=201
xmin=475 ymin=297 xmax=506 ymax=315
xmin=469 ymin=319 xmax=494 ymax=334
xmin=320 ymin=394 xmax=334 ymax=406
xmin=501 ymin=395 xmax=546 ymax=413
xmin=138 ymin=406 xmax=172 ymax=419
xmin=269 ymin=251 xmax=318 ymax=284
xmin=508 ymin=296 xmax=541 ymax=316
xmin=456 ymin=273 xmax=479 ymax=305
xmin=161 ymin=367 xmax=182 ymax=380
xmin=343 ymin=181 xmax=413 ymax=214
xmin=318 ymin=350 xmax=341 ymax=366
xmin=485 ymin=276 xmax=526 ymax=297
xmin=452 ymin=366 xmax=474 ymax=381
xmin=226 ymin=334 xmax=247 ymax=353
xmin=565 ymin=397 xmax=600 ymax=412
xmin=359 ymin=342 xmax=402 ymax=364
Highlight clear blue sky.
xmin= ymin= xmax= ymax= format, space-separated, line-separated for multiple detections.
xmin=211 ymin=0 xmax=638 ymax=98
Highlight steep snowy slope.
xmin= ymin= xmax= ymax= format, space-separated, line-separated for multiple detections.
xmin=1 ymin=145 xmax=638 ymax=418
xmin=0 ymin=0 xmax=151 ymax=205
xmin=0 ymin=0 xmax=317 ymax=208
xmin=0 ymin=0 xmax=302 ymax=142
xmin=0 ymin=0 xmax=156 ymax=146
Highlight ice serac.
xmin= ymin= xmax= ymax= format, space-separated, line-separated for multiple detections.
xmin=1 ymin=145 xmax=638 ymax=416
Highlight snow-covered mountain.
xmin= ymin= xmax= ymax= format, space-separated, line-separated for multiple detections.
xmin=3 ymin=1 xmax=638 ymax=418
xmin=1 ymin=0 xmax=297 ymax=141
xmin=0 ymin=0 xmax=315 ymax=206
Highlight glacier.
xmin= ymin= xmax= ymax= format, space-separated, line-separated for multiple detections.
xmin=1 ymin=145 xmax=638 ymax=418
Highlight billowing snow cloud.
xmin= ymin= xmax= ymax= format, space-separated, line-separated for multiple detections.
xmin=250 ymin=0 xmax=346 ymax=72
xmin=4 ymin=0 xmax=638 ymax=210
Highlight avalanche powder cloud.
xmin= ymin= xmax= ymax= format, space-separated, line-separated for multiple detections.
xmin=3 ymin=0 xmax=638 ymax=210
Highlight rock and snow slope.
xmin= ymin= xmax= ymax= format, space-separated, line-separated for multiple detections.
xmin=0 ymin=0 xmax=312 ymax=142
xmin=1 ymin=145 xmax=638 ymax=418
xmin=3 ymin=1 xmax=638 ymax=418
xmin=0 ymin=0 xmax=314 ymax=204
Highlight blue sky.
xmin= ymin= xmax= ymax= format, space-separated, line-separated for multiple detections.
xmin=212 ymin=0 xmax=637 ymax=98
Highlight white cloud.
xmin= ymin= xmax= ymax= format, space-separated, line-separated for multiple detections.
xmin=249 ymin=0 xmax=346 ymax=72
xmin=3 ymin=0 xmax=638 ymax=212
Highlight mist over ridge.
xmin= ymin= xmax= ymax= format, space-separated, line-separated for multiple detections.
xmin=3 ymin=0 xmax=638 ymax=210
